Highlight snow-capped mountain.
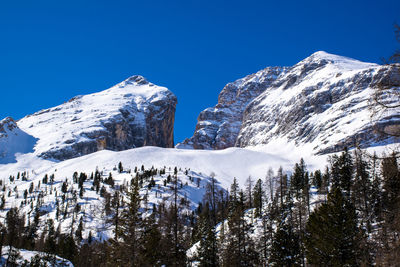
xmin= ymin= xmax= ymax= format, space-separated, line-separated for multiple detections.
xmin=176 ymin=67 xmax=288 ymax=149
xmin=12 ymin=75 xmax=177 ymax=161
xmin=178 ymin=51 xmax=400 ymax=154
xmin=237 ymin=51 xmax=400 ymax=154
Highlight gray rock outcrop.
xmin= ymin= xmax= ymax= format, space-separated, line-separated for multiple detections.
xmin=176 ymin=67 xmax=288 ymax=149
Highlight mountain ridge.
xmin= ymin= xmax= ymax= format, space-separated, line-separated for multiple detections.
xmin=0 ymin=75 xmax=177 ymax=162
xmin=178 ymin=51 xmax=400 ymax=154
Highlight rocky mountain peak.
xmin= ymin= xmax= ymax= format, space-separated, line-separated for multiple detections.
xmin=120 ymin=75 xmax=149 ymax=87
xmin=12 ymin=76 xmax=177 ymax=161
xmin=180 ymin=51 xmax=399 ymax=154
xmin=237 ymin=54 xmax=398 ymax=154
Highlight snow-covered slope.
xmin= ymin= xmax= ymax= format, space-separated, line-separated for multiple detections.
xmin=0 ymin=146 xmax=301 ymax=244
xmin=0 ymin=117 xmax=38 ymax=164
xmin=237 ymin=51 xmax=400 ymax=154
xmin=0 ymin=146 xmax=299 ymax=190
xmin=15 ymin=75 xmax=177 ymax=160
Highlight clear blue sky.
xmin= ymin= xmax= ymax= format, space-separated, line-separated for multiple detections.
xmin=1 ymin=0 xmax=399 ymax=143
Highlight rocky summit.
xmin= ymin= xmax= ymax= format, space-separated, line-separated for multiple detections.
xmin=179 ymin=51 xmax=400 ymax=154
xmin=10 ymin=75 xmax=177 ymax=161
xmin=176 ymin=66 xmax=288 ymax=149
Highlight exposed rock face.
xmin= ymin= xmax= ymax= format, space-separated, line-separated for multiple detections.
xmin=0 ymin=117 xmax=38 ymax=164
xmin=0 ymin=117 xmax=18 ymax=134
xmin=180 ymin=51 xmax=400 ymax=154
xmin=17 ymin=75 xmax=177 ymax=160
xmin=236 ymin=52 xmax=400 ymax=154
xmin=176 ymin=67 xmax=288 ymax=149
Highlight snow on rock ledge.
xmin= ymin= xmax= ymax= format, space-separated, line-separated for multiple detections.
xmin=16 ymin=75 xmax=177 ymax=160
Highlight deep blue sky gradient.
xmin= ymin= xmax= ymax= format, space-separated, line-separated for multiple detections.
xmin=1 ymin=0 xmax=399 ymax=143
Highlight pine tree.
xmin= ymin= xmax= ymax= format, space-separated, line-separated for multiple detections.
xmin=253 ymin=179 xmax=264 ymax=218
xmin=290 ymin=159 xmax=309 ymax=266
xmin=270 ymin=219 xmax=302 ymax=266
xmin=0 ymin=222 xmax=5 ymax=261
xmin=117 ymin=177 xmax=142 ymax=265
xmin=377 ymin=153 xmax=400 ymax=265
xmin=270 ymin=181 xmax=302 ymax=267
xmin=330 ymin=148 xmax=353 ymax=197
xmin=351 ymin=149 xmax=373 ymax=233
xmin=265 ymin=167 xmax=275 ymax=204
xmin=111 ymin=191 xmax=121 ymax=240
xmin=277 ymin=166 xmax=288 ymax=208
xmin=57 ymin=233 xmax=77 ymax=263
xmin=223 ymin=188 xmax=258 ymax=266
xmin=75 ymin=217 xmax=83 ymax=242
xmin=140 ymin=213 xmax=162 ymax=266
xmin=245 ymin=176 xmax=254 ymax=209
xmin=118 ymin=161 xmax=123 ymax=173
xmin=44 ymin=219 xmax=57 ymax=255
xmin=5 ymin=208 xmax=24 ymax=252
xmin=305 ymin=187 xmax=360 ymax=266
xmin=313 ymin=169 xmax=322 ymax=191
xmin=257 ymin=206 xmax=274 ymax=266
xmin=204 ymin=172 xmax=218 ymax=226
xmin=196 ymin=207 xmax=219 ymax=267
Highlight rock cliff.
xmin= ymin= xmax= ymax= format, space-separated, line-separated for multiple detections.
xmin=176 ymin=67 xmax=288 ymax=149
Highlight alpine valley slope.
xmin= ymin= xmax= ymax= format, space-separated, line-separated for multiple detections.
xmin=0 ymin=75 xmax=177 ymax=163
xmin=0 ymin=146 xmax=298 ymax=245
xmin=178 ymin=51 xmax=400 ymax=154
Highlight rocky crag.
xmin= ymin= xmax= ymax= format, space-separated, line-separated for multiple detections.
xmin=12 ymin=75 xmax=177 ymax=160
xmin=176 ymin=67 xmax=288 ymax=149
xmin=179 ymin=51 xmax=400 ymax=154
